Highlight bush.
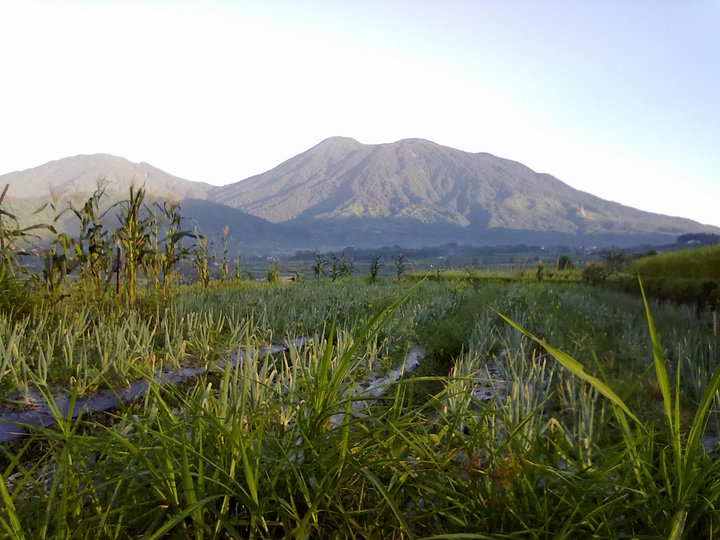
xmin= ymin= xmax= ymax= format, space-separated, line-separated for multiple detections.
xmin=582 ymin=262 xmax=607 ymax=286
xmin=556 ymin=255 xmax=573 ymax=270
xmin=266 ymin=262 xmax=279 ymax=283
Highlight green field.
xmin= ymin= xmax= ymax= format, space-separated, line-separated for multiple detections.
xmin=616 ymin=244 xmax=720 ymax=310
xmin=2 ymin=188 xmax=720 ymax=537
xmin=633 ymin=244 xmax=720 ymax=280
xmin=1 ymin=275 xmax=719 ymax=537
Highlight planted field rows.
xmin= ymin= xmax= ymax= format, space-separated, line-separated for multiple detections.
xmin=1 ymin=277 xmax=719 ymax=537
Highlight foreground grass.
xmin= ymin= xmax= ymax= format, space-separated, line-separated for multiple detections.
xmin=1 ymin=277 xmax=719 ymax=536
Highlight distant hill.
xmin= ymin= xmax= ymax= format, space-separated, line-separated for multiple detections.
xmin=0 ymin=154 xmax=212 ymax=201
xmin=210 ymin=137 xmax=719 ymax=247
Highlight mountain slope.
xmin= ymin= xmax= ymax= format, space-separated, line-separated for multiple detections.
xmin=179 ymin=199 xmax=305 ymax=253
xmin=211 ymin=137 xmax=717 ymax=244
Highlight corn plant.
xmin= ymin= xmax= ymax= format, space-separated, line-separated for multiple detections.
xmin=0 ymin=185 xmax=54 ymax=287
xmin=191 ymin=230 xmax=209 ymax=288
xmin=67 ymin=185 xmax=113 ymax=297
xmin=0 ymin=217 xmax=19 ymax=288
xmin=143 ymin=199 xmax=192 ymax=295
xmin=157 ymin=201 xmax=193 ymax=297
xmin=144 ymin=201 xmax=163 ymax=293
xmin=0 ymin=184 xmax=8 ymax=248
xmin=34 ymin=194 xmax=94 ymax=303
xmin=219 ymin=225 xmax=230 ymax=282
xmin=394 ymin=253 xmax=406 ymax=281
xmin=232 ymin=251 xmax=251 ymax=282
xmin=0 ymin=184 xmax=13 ymax=277
xmin=312 ymin=250 xmax=326 ymax=280
xmin=327 ymin=253 xmax=353 ymax=282
xmin=115 ymin=185 xmax=152 ymax=305
xmin=369 ymin=255 xmax=382 ymax=282
xmin=147 ymin=197 xmax=194 ymax=298
xmin=41 ymin=230 xmax=74 ymax=304
xmin=465 ymin=261 xmax=477 ymax=281
xmin=339 ymin=253 xmax=353 ymax=277
xmin=328 ymin=253 xmax=341 ymax=281
xmin=581 ymin=262 xmax=606 ymax=285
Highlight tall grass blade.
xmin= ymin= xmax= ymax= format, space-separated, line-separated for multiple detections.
xmin=668 ymin=508 xmax=688 ymax=540
xmin=0 ymin=436 xmax=36 ymax=540
xmin=360 ymin=467 xmax=411 ymax=537
xmin=0 ymin=477 xmax=24 ymax=540
xmin=179 ymin=430 xmax=203 ymax=540
xmin=639 ymin=280 xmax=678 ymax=456
xmin=684 ymin=343 xmax=720 ymax=484
xmin=147 ymin=496 xmax=223 ymax=540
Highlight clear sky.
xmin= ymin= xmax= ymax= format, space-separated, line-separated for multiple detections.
xmin=1 ymin=0 xmax=718 ymax=226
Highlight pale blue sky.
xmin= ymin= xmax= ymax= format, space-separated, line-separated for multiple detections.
xmin=1 ymin=0 xmax=718 ymax=226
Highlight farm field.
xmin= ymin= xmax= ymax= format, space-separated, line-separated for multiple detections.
xmin=2 ymin=187 xmax=720 ymax=537
xmin=1 ymin=273 xmax=720 ymax=537
xmin=617 ymin=244 xmax=720 ymax=309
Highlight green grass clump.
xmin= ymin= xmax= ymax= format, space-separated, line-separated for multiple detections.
xmin=633 ymin=244 xmax=720 ymax=280
xmin=600 ymin=245 xmax=720 ymax=309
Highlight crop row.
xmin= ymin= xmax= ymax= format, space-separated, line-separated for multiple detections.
xmin=1 ymin=280 xmax=719 ymax=536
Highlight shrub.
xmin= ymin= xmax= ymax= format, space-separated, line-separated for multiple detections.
xmin=556 ymin=255 xmax=573 ymax=270
xmin=266 ymin=262 xmax=279 ymax=283
xmin=582 ymin=262 xmax=607 ymax=285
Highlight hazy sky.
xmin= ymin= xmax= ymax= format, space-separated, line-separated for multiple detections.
xmin=2 ymin=0 xmax=719 ymax=226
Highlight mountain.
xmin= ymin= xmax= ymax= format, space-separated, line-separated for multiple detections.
xmin=0 ymin=154 xmax=212 ymax=201
xmin=210 ymin=137 xmax=718 ymax=247
xmin=0 ymin=155 xmax=313 ymax=253
xmin=2 ymin=142 xmax=717 ymax=251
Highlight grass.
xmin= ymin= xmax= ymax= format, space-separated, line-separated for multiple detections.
xmin=633 ymin=244 xmax=720 ymax=281
xmin=1 ymin=269 xmax=720 ymax=536
xmin=617 ymin=245 xmax=720 ymax=310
